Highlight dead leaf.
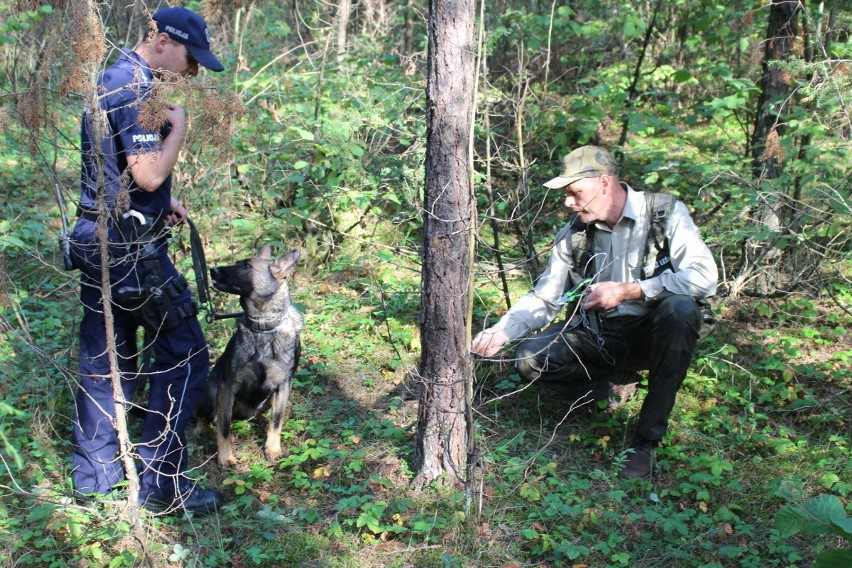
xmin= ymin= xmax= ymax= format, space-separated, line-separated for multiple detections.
xmin=312 ymin=465 xmax=331 ymax=479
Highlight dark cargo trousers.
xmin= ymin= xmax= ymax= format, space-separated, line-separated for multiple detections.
xmin=70 ymin=218 xmax=208 ymax=501
xmin=515 ymin=294 xmax=702 ymax=442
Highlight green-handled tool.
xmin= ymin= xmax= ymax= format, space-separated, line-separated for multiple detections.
xmin=557 ymin=278 xmax=593 ymax=306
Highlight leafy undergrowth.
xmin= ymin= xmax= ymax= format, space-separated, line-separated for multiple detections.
xmin=1 ymin=222 xmax=850 ymax=567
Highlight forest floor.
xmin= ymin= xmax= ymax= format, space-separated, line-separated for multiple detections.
xmin=1 ymin=236 xmax=850 ymax=567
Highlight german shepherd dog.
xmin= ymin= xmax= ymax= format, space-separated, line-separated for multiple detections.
xmin=199 ymin=245 xmax=304 ymax=467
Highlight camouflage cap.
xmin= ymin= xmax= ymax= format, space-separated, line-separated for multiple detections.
xmin=543 ymin=145 xmax=617 ymax=189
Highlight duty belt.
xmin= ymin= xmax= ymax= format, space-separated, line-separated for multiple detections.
xmin=77 ymin=208 xmax=169 ymax=237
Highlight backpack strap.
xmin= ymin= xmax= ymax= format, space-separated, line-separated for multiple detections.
xmin=642 ymin=192 xmax=717 ymax=338
xmin=641 ymin=192 xmax=675 ymax=279
xmin=566 ymin=191 xmax=677 ymax=284
xmin=566 ymin=216 xmax=595 ymax=283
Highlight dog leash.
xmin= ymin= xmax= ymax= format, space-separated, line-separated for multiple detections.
xmin=186 ymin=217 xmax=243 ymax=322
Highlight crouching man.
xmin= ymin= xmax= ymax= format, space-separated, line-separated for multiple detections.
xmin=472 ymin=145 xmax=717 ymax=478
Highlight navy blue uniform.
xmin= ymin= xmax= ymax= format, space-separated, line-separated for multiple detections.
xmin=70 ymin=49 xmax=208 ymax=502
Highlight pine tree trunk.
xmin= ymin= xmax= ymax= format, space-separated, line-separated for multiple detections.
xmin=751 ymin=0 xmax=800 ymax=178
xmin=742 ymin=0 xmax=800 ymax=295
xmin=414 ymin=0 xmax=475 ymax=489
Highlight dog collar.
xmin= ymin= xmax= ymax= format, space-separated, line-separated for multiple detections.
xmin=245 ymin=315 xmax=289 ymax=334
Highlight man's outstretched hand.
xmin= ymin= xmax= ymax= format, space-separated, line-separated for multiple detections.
xmin=471 ymin=327 xmax=509 ymax=357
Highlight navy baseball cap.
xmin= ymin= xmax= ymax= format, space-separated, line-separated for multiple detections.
xmin=153 ymin=7 xmax=224 ymax=72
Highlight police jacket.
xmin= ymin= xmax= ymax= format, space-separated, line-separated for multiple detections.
xmin=79 ymin=49 xmax=173 ymax=218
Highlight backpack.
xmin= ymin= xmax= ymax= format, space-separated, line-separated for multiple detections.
xmin=567 ymin=192 xmax=716 ymax=339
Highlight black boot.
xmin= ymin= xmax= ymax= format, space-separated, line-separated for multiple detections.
xmin=620 ymin=436 xmax=658 ymax=478
xmin=141 ymin=486 xmax=224 ymax=515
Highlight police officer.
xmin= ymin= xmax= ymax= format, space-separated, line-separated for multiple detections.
xmin=472 ymin=146 xmax=718 ymax=478
xmin=70 ymin=7 xmax=225 ymax=514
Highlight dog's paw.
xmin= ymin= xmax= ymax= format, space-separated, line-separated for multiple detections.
xmin=264 ymin=445 xmax=282 ymax=462
xmin=217 ymin=453 xmax=238 ymax=467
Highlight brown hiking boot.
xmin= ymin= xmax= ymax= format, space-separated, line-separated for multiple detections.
xmin=619 ymin=438 xmax=658 ymax=478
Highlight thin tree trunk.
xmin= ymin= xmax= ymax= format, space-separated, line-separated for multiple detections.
xmin=336 ymin=0 xmax=352 ymax=63
xmin=82 ymin=2 xmax=151 ymax=564
xmin=751 ymin=0 xmax=800 ymax=178
xmin=512 ymin=69 xmax=538 ymax=279
xmin=83 ymin=0 xmax=140 ymax=509
xmin=414 ymin=0 xmax=475 ymax=489
xmin=483 ymin=110 xmax=511 ymax=311
xmin=616 ymin=0 xmax=662 ymax=161
xmin=479 ymin=22 xmax=510 ymax=309
xmin=464 ymin=0 xmax=486 ymax=518
xmin=543 ymin=0 xmax=557 ymax=92
xmin=403 ymin=0 xmax=414 ymax=55
xmin=738 ymin=0 xmax=800 ymax=295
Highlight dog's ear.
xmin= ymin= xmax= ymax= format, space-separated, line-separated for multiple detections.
xmin=270 ymin=249 xmax=300 ymax=279
xmin=259 ymin=245 xmax=273 ymax=260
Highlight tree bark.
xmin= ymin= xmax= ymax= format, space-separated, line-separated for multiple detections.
xmin=740 ymin=0 xmax=801 ymax=296
xmin=336 ymin=0 xmax=352 ymax=63
xmin=751 ymin=0 xmax=800 ymax=178
xmin=414 ymin=0 xmax=475 ymax=489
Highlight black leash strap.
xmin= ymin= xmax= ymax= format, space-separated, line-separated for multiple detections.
xmin=187 ymin=217 xmax=210 ymax=306
xmin=186 ymin=218 xmax=242 ymax=322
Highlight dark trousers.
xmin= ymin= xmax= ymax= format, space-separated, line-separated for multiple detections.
xmin=70 ymin=218 xmax=208 ymax=500
xmin=515 ymin=294 xmax=701 ymax=442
